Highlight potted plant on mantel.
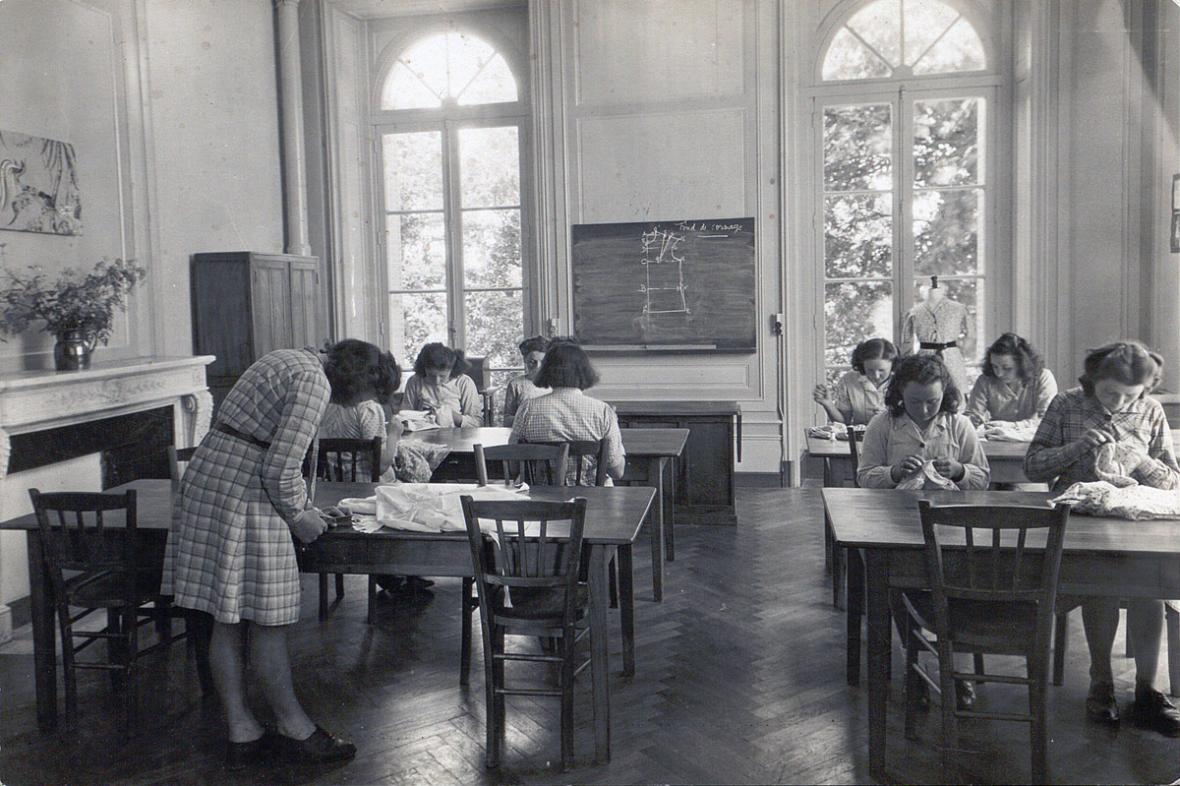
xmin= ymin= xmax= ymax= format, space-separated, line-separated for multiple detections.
xmin=0 ymin=257 xmax=147 ymax=370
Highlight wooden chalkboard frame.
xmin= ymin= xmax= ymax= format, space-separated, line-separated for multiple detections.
xmin=570 ymin=217 xmax=757 ymax=353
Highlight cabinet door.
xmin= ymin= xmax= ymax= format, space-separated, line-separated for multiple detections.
xmin=679 ymin=417 xmax=734 ymax=509
xmin=289 ymin=259 xmax=320 ymax=350
xmin=251 ymin=257 xmax=293 ymax=355
xmin=192 ymin=256 xmax=252 ymax=379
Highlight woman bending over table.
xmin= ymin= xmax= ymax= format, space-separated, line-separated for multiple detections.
xmin=509 ymin=341 xmax=626 ymax=485
xmin=1024 ymin=340 xmax=1180 ymax=737
xmin=164 ymin=342 xmax=392 ymax=768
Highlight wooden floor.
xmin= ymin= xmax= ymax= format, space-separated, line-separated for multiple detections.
xmin=1 ymin=487 xmax=1177 ymax=785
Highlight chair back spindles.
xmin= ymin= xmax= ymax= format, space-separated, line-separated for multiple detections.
xmin=316 ymin=437 xmax=383 ymax=483
xmin=474 ymin=443 xmax=569 ymax=487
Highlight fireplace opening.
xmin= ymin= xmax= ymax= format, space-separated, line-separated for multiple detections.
xmin=8 ymin=407 xmax=175 ymax=488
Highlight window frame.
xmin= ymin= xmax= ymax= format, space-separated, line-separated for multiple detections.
xmin=808 ymin=0 xmax=1006 ymax=388
xmin=370 ymin=23 xmax=535 ymax=379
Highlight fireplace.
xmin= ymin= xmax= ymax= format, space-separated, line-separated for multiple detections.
xmin=0 ymin=355 xmax=214 ymax=641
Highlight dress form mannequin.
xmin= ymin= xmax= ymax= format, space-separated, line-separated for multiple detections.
xmin=902 ymin=275 xmax=971 ymax=400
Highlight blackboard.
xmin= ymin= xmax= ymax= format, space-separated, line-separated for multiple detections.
xmin=571 ymin=218 xmax=756 ymax=351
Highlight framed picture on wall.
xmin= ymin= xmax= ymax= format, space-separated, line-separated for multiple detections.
xmin=1173 ymin=174 xmax=1180 ymax=211
xmin=1172 ymin=211 xmax=1180 ymax=254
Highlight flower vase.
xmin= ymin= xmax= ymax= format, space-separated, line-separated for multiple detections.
xmin=53 ymin=330 xmax=96 ymax=371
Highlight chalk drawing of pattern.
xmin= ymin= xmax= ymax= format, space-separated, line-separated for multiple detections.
xmin=638 ymin=228 xmax=689 ymax=317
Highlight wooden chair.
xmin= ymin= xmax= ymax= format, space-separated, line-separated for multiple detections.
xmin=312 ymin=437 xmax=383 ymax=623
xmin=465 ymin=442 xmax=571 ymax=684
xmin=166 ymin=446 xmax=197 ymax=495
xmin=29 ymin=489 xmax=189 ymax=734
xmin=460 ymin=495 xmax=591 ymax=771
xmin=902 ymin=500 xmax=1070 ymax=784
xmin=474 ymin=443 xmax=569 ymax=488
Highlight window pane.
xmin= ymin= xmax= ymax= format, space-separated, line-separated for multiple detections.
xmin=395 ymin=35 xmax=450 ymax=102
xmin=463 ymin=209 xmax=521 ymax=288
xmin=464 ymin=289 xmax=523 ymax=369
xmin=459 ymin=126 xmax=520 ymax=208
xmin=383 ymin=132 xmax=443 ymax=211
xmin=912 ymin=188 xmax=980 ymax=276
xmin=822 ymin=28 xmax=891 ymax=80
xmin=902 ymin=0 xmax=960 ymax=66
xmin=824 ymin=365 xmax=852 ymax=391
xmin=847 ymin=0 xmax=901 ymax=67
xmin=913 ymin=17 xmax=986 ymax=74
xmin=389 ymin=292 xmax=448 ymax=368
xmin=825 ymin=194 xmax=892 ymax=278
xmin=824 ymin=281 xmax=893 ymax=370
xmin=824 ymin=105 xmax=892 ymax=191
xmin=911 ymin=277 xmax=984 ymax=383
xmin=456 ymin=53 xmax=518 ymax=105
xmin=382 ymin=62 xmax=443 ymax=110
xmin=913 ymin=98 xmax=980 ymax=187
xmin=386 ymin=213 xmax=446 ymax=290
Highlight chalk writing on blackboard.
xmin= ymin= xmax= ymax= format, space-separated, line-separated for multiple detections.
xmin=571 ymin=217 xmax=756 ymax=351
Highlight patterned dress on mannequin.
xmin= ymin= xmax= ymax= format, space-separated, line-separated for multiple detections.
xmin=901 ymin=296 xmax=971 ymax=398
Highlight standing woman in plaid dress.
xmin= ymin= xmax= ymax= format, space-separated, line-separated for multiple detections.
xmin=164 ymin=341 xmax=387 ymax=766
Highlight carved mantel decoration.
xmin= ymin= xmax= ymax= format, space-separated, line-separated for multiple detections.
xmin=0 ymin=356 xmax=214 ymax=516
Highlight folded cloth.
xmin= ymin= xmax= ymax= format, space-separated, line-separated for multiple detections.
xmin=1050 ymin=480 xmax=1180 ymax=520
xmin=337 ymin=497 xmax=377 ymax=515
xmin=807 ymin=422 xmax=848 ymax=441
xmin=896 ymin=461 xmax=959 ymax=491
xmin=375 ymin=483 xmax=530 ymax=533
xmin=977 ymin=419 xmax=1040 ymax=443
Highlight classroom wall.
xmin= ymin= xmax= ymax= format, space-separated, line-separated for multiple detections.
xmin=541 ymin=0 xmax=787 ymax=475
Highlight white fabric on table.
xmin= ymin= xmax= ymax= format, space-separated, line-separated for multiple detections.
xmin=1049 ymin=480 xmax=1180 ymax=520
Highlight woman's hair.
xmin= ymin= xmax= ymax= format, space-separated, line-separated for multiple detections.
xmin=518 ymin=335 xmax=549 ymax=356
xmin=413 ymin=342 xmax=469 ymax=379
xmin=1078 ymin=340 xmax=1165 ymax=397
xmin=850 ymin=338 xmax=898 ymax=374
xmin=535 ymin=342 xmax=600 ymax=390
xmin=323 ymin=339 xmax=401 ymax=405
xmin=884 ymin=354 xmax=961 ymax=416
xmin=980 ymin=332 xmax=1043 ymax=383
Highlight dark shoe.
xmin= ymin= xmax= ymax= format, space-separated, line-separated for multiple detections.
xmin=273 ymin=726 xmax=357 ymax=764
xmin=1129 ymin=687 xmax=1180 ymax=737
xmin=956 ymin=680 xmax=977 ymax=711
xmin=226 ymin=729 xmax=277 ymax=771
xmin=1086 ymin=683 xmax=1121 ymax=726
xmin=374 ymin=575 xmax=404 ymax=594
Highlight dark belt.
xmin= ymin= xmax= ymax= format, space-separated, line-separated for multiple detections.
xmin=919 ymin=341 xmax=957 ymax=351
xmin=214 ymin=422 xmax=272 ymax=450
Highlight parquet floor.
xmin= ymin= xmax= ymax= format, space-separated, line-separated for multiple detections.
xmin=0 ymin=488 xmax=1176 ymax=785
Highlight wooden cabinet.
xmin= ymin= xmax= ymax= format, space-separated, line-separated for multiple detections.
xmin=611 ymin=400 xmax=741 ymax=526
xmin=191 ymin=252 xmax=323 ymax=405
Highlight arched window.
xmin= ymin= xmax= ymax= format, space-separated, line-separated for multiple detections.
xmin=375 ymin=24 xmax=529 ymax=387
xmin=813 ymin=0 xmax=997 ymax=392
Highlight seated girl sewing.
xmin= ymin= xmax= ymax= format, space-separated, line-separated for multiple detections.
xmin=966 ymin=332 xmax=1058 ymax=430
xmin=813 ymin=338 xmax=898 ymax=425
xmin=403 ymin=342 xmax=483 ymax=428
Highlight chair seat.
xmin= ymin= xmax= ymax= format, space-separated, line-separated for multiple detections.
xmin=906 ymin=592 xmax=1038 ymax=655
xmin=499 ymin=584 xmax=590 ymax=622
xmin=68 ymin=569 xmax=166 ymax=609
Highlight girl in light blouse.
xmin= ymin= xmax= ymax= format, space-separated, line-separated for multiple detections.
xmin=402 ymin=343 xmax=483 ymax=428
xmin=813 ymin=338 xmax=897 ymax=425
xmin=857 ymin=354 xmax=990 ymax=490
xmin=966 ymin=332 xmax=1058 ymax=428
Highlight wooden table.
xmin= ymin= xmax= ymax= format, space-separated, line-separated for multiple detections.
xmin=405 ymin=426 xmax=689 ymax=602
xmin=5 ymin=478 xmax=654 ymax=764
xmin=822 ymin=487 xmax=1180 ymax=781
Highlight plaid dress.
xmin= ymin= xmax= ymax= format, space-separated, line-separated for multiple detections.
xmin=163 ymin=348 xmax=329 ymax=626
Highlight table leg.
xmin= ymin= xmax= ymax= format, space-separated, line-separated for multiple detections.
xmin=648 ymin=457 xmax=666 ymax=602
xmin=666 ymin=457 xmax=676 ymax=562
xmin=823 ymin=459 xmax=833 ymax=574
xmin=27 ymin=532 xmax=57 ymax=730
xmin=866 ymin=549 xmax=891 ymax=781
xmin=589 ymin=545 xmax=611 ymax=764
xmin=846 ymin=547 xmax=865 ymax=686
xmin=618 ymin=544 xmax=635 ymax=677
